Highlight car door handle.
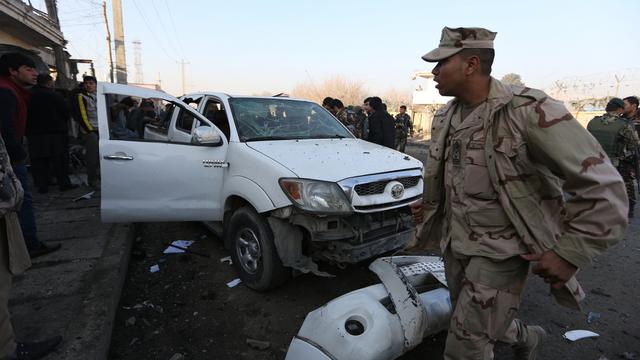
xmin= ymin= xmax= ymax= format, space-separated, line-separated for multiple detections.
xmin=103 ymin=154 xmax=134 ymax=161
xmin=202 ymin=160 xmax=229 ymax=168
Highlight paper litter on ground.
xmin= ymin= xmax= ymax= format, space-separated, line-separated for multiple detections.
xmin=563 ymin=329 xmax=599 ymax=341
xmin=163 ymin=240 xmax=195 ymax=254
xmin=149 ymin=264 xmax=160 ymax=273
xmin=226 ymin=278 xmax=242 ymax=288
xmin=72 ymin=191 xmax=95 ymax=202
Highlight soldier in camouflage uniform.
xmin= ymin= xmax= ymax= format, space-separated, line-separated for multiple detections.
xmin=394 ymin=105 xmax=413 ymax=152
xmin=623 ymin=96 xmax=639 ymax=136
xmin=330 ymin=99 xmax=363 ymax=138
xmin=587 ymin=98 xmax=640 ymax=218
xmin=410 ymin=27 xmax=628 ymax=360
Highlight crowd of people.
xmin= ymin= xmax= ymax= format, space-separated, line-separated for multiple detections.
xmin=321 ymin=96 xmax=414 ymax=152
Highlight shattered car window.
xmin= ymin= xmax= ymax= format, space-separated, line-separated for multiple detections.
xmin=228 ymin=98 xmax=353 ymax=141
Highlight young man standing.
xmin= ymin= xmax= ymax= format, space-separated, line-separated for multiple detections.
xmin=0 ymin=52 xmax=62 ymax=359
xmin=623 ymin=96 xmax=640 ymax=137
xmin=73 ymin=76 xmax=99 ymax=189
xmin=411 ymin=27 xmax=628 ymax=359
xmin=0 ymin=53 xmax=61 ymax=258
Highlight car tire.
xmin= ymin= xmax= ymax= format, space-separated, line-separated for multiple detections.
xmin=228 ymin=206 xmax=290 ymax=291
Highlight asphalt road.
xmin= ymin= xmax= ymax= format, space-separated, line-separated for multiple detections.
xmin=110 ymin=144 xmax=639 ymax=360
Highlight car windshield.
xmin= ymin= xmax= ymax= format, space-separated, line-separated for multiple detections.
xmin=228 ymin=98 xmax=353 ymax=141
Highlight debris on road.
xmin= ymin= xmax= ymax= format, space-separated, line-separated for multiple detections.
xmin=168 ymin=353 xmax=185 ymax=360
xmin=72 ymin=191 xmax=95 ymax=202
xmin=563 ymin=330 xmax=600 ymax=342
xmin=226 ymin=278 xmax=242 ymax=288
xmin=220 ymin=256 xmax=232 ymax=265
xmin=587 ymin=311 xmax=601 ymax=324
xmin=125 ymin=316 xmax=136 ymax=327
xmin=619 ymin=352 xmax=638 ymax=360
xmin=163 ymin=240 xmax=211 ymax=257
xmin=285 ymin=256 xmax=451 ymax=360
xmin=128 ymin=338 xmax=139 ymax=347
xmin=149 ymin=264 xmax=160 ymax=273
xmin=164 ymin=240 xmax=195 ymax=254
xmin=591 ymin=288 xmax=612 ymax=298
xmin=247 ymin=338 xmax=271 ymax=350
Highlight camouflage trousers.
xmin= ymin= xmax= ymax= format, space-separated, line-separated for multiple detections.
xmin=443 ymin=248 xmax=531 ymax=359
xmin=617 ymin=162 xmax=636 ymax=213
xmin=396 ymin=136 xmax=407 ymax=153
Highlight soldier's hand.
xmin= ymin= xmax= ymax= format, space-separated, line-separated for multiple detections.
xmin=410 ymin=200 xmax=424 ymax=224
xmin=521 ymin=250 xmax=578 ymax=289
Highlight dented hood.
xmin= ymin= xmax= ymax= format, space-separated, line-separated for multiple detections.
xmin=245 ymin=139 xmax=422 ymax=182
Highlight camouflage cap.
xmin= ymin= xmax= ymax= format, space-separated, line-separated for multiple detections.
xmin=422 ymin=27 xmax=497 ymax=62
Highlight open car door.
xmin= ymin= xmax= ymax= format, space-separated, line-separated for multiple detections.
xmin=96 ymin=83 xmax=228 ymax=222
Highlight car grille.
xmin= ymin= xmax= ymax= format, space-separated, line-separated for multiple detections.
xmin=354 ymin=176 xmax=421 ymax=196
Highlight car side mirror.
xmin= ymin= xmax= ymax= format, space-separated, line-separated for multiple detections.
xmin=192 ymin=126 xmax=222 ymax=146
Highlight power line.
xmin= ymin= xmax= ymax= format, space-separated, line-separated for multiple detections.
xmin=148 ymin=0 xmax=182 ymax=55
xmin=130 ymin=0 xmax=176 ymax=62
xmin=163 ymin=0 xmax=184 ymax=54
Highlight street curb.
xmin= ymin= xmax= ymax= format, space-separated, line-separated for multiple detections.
xmin=55 ymin=222 xmax=137 ymax=360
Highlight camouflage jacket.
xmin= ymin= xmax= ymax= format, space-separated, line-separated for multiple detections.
xmin=394 ymin=113 xmax=412 ymax=137
xmin=413 ymin=78 xmax=628 ymax=307
xmin=336 ymin=108 xmax=362 ymax=138
xmin=586 ymin=113 xmax=639 ymax=166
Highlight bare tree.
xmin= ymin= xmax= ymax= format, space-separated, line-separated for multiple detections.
xmin=382 ymin=88 xmax=412 ymax=113
xmin=500 ymin=73 xmax=525 ymax=86
xmin=292 ymin=75 xmax=367 ymax=106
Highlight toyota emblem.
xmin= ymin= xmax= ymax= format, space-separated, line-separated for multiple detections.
xmin=391 ymin=183 xmax=404 ymax=199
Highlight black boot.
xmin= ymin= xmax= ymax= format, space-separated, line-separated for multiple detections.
xmin=13 ymin=336 xmax=62 ymax=360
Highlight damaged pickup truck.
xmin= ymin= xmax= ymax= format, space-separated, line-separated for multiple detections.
xmin=96 ymin=83 xmax=423 ymax=290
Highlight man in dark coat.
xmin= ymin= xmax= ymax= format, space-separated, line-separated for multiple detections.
xmin=364 ymin=96 xmax=395 ymax=148
xmin=27 ymin=74 xmax=76 ymax=193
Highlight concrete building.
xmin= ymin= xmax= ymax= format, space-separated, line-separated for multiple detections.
xmin=410 ymin=71 xmax=450 ymax=140
xmin=0 ymin=0 xmax=76 ymax=87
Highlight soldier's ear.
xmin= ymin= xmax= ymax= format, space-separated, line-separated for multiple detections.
xmin=465 ymin=55 xmax=481 ymax=76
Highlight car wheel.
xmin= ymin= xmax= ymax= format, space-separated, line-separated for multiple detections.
xmin=228 ymin=206 xmax=290 ymax=291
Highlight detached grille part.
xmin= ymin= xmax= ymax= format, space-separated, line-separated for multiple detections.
xmin=354 ymin=176 xmax=421 ymax=196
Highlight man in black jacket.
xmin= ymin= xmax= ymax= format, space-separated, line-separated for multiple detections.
xmin=27 ymin=74 xmax=76 ymax=193
xmin=364 ymin=96 xmax=395 ymax=148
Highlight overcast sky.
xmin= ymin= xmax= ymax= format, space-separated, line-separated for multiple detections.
xmin=48 ymin=0 xmax=639 ymax=98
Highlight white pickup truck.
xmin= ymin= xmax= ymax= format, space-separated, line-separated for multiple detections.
xmin=97 ymin=83 xmax=424 ymax=290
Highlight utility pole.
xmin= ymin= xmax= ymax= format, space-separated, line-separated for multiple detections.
xmin=177 ymin=59 xmax=189 ymax=94
xmin=614 ymin=75 xmax=625 ymax=97
xmin=44 ymin=0 xmax=71 ymax=88
xmin=102 ymin=0 xmax=114 ymax=83
xmin=112 ymin=0 xmax=127 ymax=84
xmin=133 ymin=40 xmax=143 ymax=84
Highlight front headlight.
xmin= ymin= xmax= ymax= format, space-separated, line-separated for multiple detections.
xmin=279 ymin=178 xmax=352 ymax=214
